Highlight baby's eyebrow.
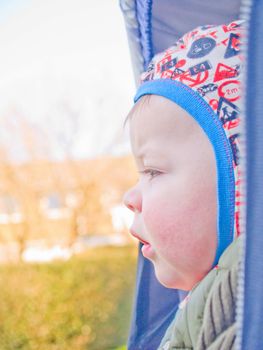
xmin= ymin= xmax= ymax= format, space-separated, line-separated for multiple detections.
xmin=132 ymin=153 xmax=144 ymax=164
xmin=133 ymin=147 xmax=149 ymax=160
xmin=134 ymin=150 xmax=163 ymax=162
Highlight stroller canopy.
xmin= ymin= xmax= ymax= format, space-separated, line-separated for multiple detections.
xmin=120 ymin=1 xmax=263 ymax=349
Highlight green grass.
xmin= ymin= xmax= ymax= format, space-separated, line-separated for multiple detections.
xmin=0 ymin=245 xmax=137 ymax=350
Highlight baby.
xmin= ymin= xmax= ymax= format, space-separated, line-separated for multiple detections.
xmin=124 ymin=20 xmax=244 ymax=349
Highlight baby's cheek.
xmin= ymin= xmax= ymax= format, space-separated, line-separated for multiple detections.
xmin=144 ymin=191 xmax=212 ymax=258
xmin=143 ymin=200 xmax=190 ymax=246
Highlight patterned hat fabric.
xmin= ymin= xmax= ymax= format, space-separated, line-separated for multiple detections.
xmin=134 ymin=20 xmax=245 ymax=265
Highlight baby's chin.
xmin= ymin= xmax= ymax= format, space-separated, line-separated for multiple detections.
xmin=153 ymin=263 xmax=205 ymax=291
xmin=158 ymin=278 xmax=194 ymax=291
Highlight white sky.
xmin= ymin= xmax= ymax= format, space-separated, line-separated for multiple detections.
xmin=0 ymin=0 xmax=135 ymax=160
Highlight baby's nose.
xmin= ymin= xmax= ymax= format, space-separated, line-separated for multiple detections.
xmin=123 ymin=186 xmax=142 ymax=213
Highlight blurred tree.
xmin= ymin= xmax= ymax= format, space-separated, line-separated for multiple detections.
xmin=0 ymin=101 xmax=137 ymax=261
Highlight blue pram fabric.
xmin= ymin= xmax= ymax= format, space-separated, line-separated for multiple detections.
xmin=128 ymin=247 xmax=184 ymax=350
xmin=242 ymin=0 xmax=263 ymax=349
xmin=120 ymin=1 xmax=243 ymax=349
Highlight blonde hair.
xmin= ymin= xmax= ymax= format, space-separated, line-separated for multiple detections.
xmin=123 ymin=95 xmax=152 ymax=129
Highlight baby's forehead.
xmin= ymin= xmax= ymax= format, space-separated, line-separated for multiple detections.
xmin=128 ymin=95 xmax=203 ymax=152
xmin=129 ymin=95 xmax=199 ymax=133
xmin=129 ymin=98 xmax=215 ymax=172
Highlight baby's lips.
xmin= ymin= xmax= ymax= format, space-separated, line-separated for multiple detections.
xmin=130 ymin=227 xmax=154 ymax=259
xmin=129 ymin=227 xmax=149 ymax=245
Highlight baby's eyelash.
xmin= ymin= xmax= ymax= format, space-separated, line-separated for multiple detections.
xmin=138 ymin=169 xmax=161 ymax=179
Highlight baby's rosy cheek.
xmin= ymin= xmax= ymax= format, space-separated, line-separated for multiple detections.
xmin=143 ymin=203 xmax=187 ymax=244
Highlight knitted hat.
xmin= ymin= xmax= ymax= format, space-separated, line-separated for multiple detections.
xmin=134 ymin=20 xmax=244 ymax=265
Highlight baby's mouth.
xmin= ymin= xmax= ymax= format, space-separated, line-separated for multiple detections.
xmin=130 ymin=228 xmax=149 ymax=245
xmin=130 ymin=228 xmax=154 ymax=258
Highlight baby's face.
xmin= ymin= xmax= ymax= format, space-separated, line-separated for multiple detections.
xmin=123 ymin=95 xmax=217 ymax=290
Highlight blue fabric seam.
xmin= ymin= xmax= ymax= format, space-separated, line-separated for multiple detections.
xmin=133 ymin=0 xmax=145 ymax=72
xmin=136 ymin=0 xmax=153 ymax=70
xmin=134 ymin=79 xmax=235 ymax=265
xmin=144 ymin=0 xmax=153 ymax=69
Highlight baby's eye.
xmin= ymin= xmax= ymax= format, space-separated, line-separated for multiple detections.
xmin=139 ymin=169 xmax=161 ymax=180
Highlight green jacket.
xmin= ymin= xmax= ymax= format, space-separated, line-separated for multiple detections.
xmin=158 ymin=237 xmax=240 ymax=350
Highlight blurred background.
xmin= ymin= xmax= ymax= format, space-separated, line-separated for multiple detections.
xmin=0 ymin=1 xmax=138 ymax=349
